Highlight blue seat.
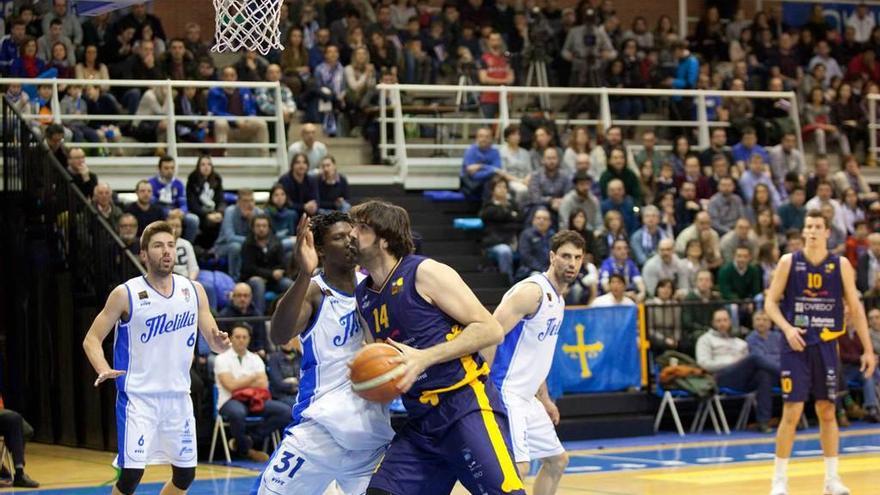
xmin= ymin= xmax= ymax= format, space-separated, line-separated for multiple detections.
xmin=453 ymin=217 xmax=484 ymax=230
xmin=423 ymin=190 xmax=466 ymax=202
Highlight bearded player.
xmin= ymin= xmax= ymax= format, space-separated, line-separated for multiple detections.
xmin=485 ymin=230 xmax=585 ymax=495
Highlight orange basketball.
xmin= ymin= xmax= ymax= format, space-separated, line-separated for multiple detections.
xmin=350 ymin=343 xmax=405 ymax=403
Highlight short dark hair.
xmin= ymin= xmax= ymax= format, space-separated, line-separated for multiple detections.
xmin=311 ymin=211 xmax=351 ymax=247
xmin=551 ymin=230 xmax=586 ymax=253
xmin=140 ymin=220 xmax=174 ymax=251
xmin=249 ymin=213 xmax=271 ymax=229
xmin=349 ymin=200 xmax=415 ymax=259
xmin=608 ymin=273 xmax=626 ymax=285
xmin=713 ymin=307 xmax=730 ymax=319
xmin=49 ymin=18 xmax=62 ymax=27
xmin=503 ymin=124 xmax=520 ymax=139
xmin=741 ymin=126 xmax=757 ymax=136
xmin=46 ymin=123 xmax=65 ymax=138
xmin=805 ymin=208 xmax=829 ymax=229
xmin=230 ymin=322 xmax=252 ymax=337
xmin=655 ymin=278 xmax=675 ymax=292
xmin=158 ymin=155 xmax=175 ymax=168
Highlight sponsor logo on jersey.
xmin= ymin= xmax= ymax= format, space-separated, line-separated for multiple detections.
xmin=391 ymin=276 xmax=404 ymax=295
xmin=141 ymin=312 xmax=197 ymax=343
xmin=181 ymin=287 xmax=190 ymax=302
xmin=819 ymin=327 xmax=847 ymax=341
xmin=138 ymin=291 xmax=148 ymax=300
xmin=825 ymin=262 xmax=835 ymax=273
xmin=801 ymin=302 xmax=835 ymax=312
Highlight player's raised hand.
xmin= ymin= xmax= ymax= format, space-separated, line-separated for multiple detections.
xmin=94 ymin=369 xmax=126 ymax=387
xmin=783 ymin=326 xmax=807 ymax=352
xmin=386 ymin=339 xmax=431 ymax=394
xmin=295 ymin=214 xmax=319 ymax=276
xmin=860 ymin=352 xmax=877 ymax=378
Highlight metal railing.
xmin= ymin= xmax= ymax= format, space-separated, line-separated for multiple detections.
xmin=867 ymin=93 xmax=880 ymax=166
xmin=376 ymin=84 xmax=803 ymax=187
xmin=2 ymin=95 xmax=145 ymax=447
xmin=2 ymin=77 xmax=289 ymax=173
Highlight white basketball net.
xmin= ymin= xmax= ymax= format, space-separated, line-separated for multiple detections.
xmin=212 ymin=0 xmax=283 ymax=55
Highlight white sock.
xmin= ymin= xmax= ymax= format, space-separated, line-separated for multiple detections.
xmin=824 ymin=457 xmax=838 ymax=479
xmin=774 ymin=457 xmax=789 ymax=479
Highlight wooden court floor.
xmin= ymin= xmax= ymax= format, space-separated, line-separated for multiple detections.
xmin=3 ymin=428 xmax=879 ymax=494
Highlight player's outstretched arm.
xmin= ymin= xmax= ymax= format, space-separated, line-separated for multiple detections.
xmin=390 ymin=259 xmax=504 ymax=393
xmin=271 ymin=214 xmax=319 ymax=345
xmin=840 ymin=257 xmax=877 ymax=377
xmin=82 ymin=285 xmax=129 ymax=386
xmin=763 ymin=253 xmax=807 ymax=351
xmin=483 ymin=282 xmax=542 ymax=367
xmin=193 ymin=281 xmax=231 ymax=354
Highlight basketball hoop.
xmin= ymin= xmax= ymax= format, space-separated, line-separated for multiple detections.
xmin=212 ymin=0 xmax=283 ymax=55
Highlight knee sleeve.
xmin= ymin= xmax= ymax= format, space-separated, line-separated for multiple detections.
xmin=171 ymin=465 xmax=196 ymax=490
xmin=366 ymin=489 xmax=393 ymax=495
xmin=115 ymin=468 xmax=145 ymax=495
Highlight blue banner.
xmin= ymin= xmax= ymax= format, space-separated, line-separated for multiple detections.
xmin=783 ymin=4 xmax=880 ymax=33
xmin=547 ymin=305 xmax=641 ymax=398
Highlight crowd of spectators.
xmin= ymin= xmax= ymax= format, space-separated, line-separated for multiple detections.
xmin=6 ymin=0 xmax=880 ymax=160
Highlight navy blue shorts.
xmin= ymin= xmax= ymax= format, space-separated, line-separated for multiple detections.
xmin=368 ymin=377 xmax=525 ymax=495
xmin=780 ymin=343 xmax=839 ymax=403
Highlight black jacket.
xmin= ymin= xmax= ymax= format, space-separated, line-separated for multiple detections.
xmin=186 ymin=171 xmax=226 ymax=220
xmin=240 ymin=235 xmax=285 ymax=282
xmin=479 ymin=200 xmax=522 ymax=248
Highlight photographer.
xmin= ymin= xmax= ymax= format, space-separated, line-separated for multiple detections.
xmin=562 ymin=8 xmax=615 ymax=88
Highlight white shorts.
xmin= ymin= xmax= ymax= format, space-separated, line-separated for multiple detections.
xmin=255 ymin=420 xmax=385 ymax=495
xmin=503 ymin=392 xmax=565 ymax=463
xmin=115 ymin=392 xmax=197 ymax=469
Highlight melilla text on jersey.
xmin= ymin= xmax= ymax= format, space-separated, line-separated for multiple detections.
xmin=141 ymin=312 xmax=197 ymax=344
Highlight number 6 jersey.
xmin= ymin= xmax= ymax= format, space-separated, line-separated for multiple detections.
xmin=114 ymin=274 xmax=199 ymax=394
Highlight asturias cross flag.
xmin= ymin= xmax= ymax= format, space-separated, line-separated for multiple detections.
xmin=547 ymin=305 xmax=641 ymax=398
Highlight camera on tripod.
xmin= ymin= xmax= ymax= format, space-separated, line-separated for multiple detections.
xmin=524 ymin=6 xmax=554 ymax=64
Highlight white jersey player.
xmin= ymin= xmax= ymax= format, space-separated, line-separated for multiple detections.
xmin=83 ymin=221 xmax=230 ymax=495
xmin=254 ymin=212 xmax=393 ymax=495
xmin=486 ymin=230 xmax=585 ymax=495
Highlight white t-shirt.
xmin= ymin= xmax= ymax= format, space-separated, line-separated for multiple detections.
xmin=214 ymin=349 xmax=267 ymax=408
xmin=590 ymin=293 xmax=636 ymax=308
xmin=173 ymin=238 xmax=198 ymax=279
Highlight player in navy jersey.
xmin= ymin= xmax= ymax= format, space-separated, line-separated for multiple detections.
xmin=83 ymin=221 xmax=230 ymax=495
xmin=349 ymin=200 xmax=525 ymax=495
xmin=764 ymin=210 xmax=876 ymax=495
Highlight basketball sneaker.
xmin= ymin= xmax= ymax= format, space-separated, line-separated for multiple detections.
xmin=769 ymin=476 xmax=788 ymax=495
xmin=823 ymin=476 xmax=850 ymax=495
